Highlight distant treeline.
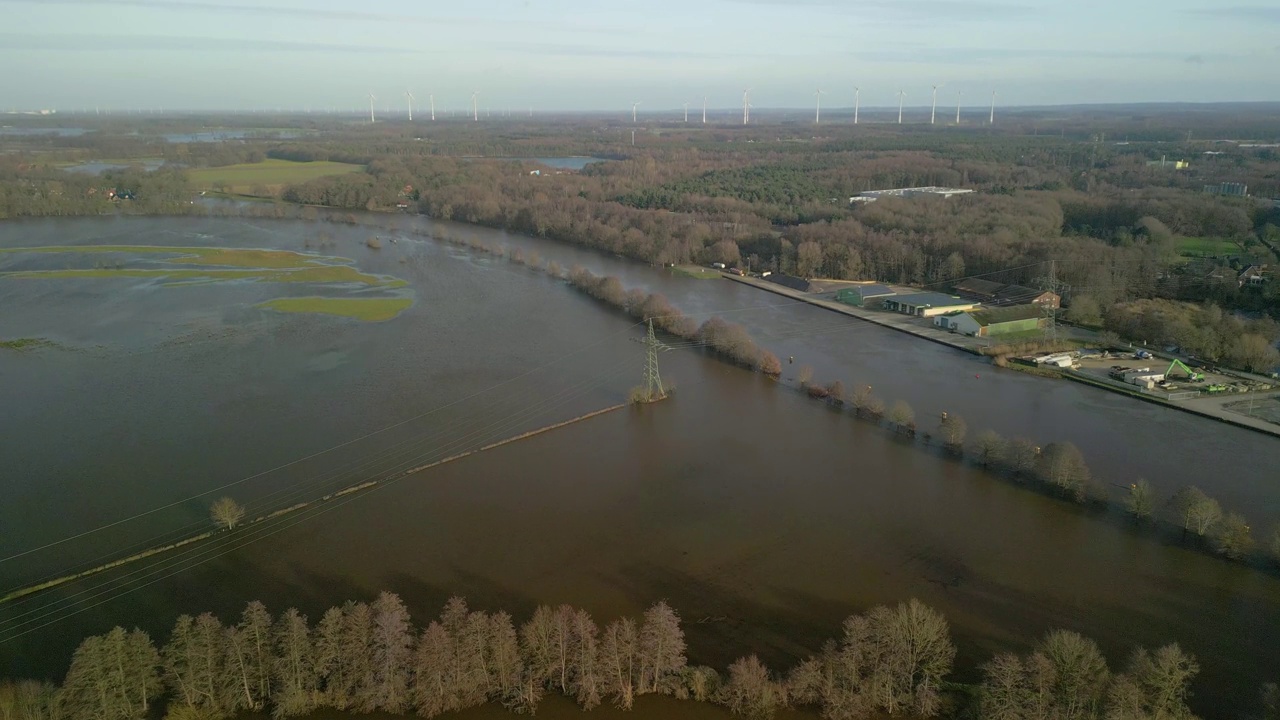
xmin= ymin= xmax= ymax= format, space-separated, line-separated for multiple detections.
xmin=791 ymin=371 xmax=1280 ymax=573
xmin=3 ymin=592 xmax=1245 ymax=720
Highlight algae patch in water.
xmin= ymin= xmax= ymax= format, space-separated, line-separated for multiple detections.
xmin=257 ymin=297 xmax=413 ymax=322
xmin=0 ymin=245 xmax=404 ymax=287
xmin=0 ymin=337 xmax=55 ymax=351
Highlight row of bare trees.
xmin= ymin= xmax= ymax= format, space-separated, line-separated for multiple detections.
xmin=417 ymin=225 xmax=784 ymax=377
xmin=797 ymin=373 xmax=1280 ymax=570
xmin=1 ymin=594 xmax=1236 ymax=720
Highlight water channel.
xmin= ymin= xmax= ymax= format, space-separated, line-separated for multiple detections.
xmin=1 ymin=214 xmax=1277 ymax=717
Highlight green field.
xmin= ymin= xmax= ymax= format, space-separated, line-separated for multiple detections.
xmin=188 ymin=159 xmax=364 ymax=190
xmin=257 ymin=297 xmax=413 ymax=322
xmin=1176 ymin=236 xmax=1240 ymax=257
xmin=671 ymin=265 xmax=723 ymax=280
xmin=1 ymin=245 xmax=345 ymax=269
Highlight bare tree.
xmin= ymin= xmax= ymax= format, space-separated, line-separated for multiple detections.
xmin=1212 ymin=512 xmax=1254 ymax=560
xmin=61 ymin=627 xmax=161 ymax=720
xmin=683 ymin=666 xmax=721 ymax=702
xmin=1038 ymin=442 xmax=1091 ymax=502
xmin=209 ymin=497 xmax=245 ymax=531
xmin=411 ymin=621 xmax=453 ymax=717
xmin=569 ymin=608 xmax=601 ymax=709
xmin=1126 ymin=479 xmax=1156 ymax=521
xmin=971 ymin=430 xmax=1007 ymax=468
xmin=639 ymin=601 xmax=687 ymax=695
xmin=887 ymin=401 xmax=916 ymax=436
xmin=797 ymin=365 xmax=814 ymax=387
xmin=271 ymin=608 xmax=317 ymax=718
xmin=1005 ymin=439 xmax=1041 ymax=477
xmin=162 ymin=613 xmax=228 ymax=717
xmin=826 ymin=380 xmax=847 ymax=406
xmin=224 ymin=601 xmax=273 ymax=712
xmin=839 ymin=599 xmax=954 ymax=717
xmin=1106 ymin=644 xmax=1199 ymax=720
xmin=938 ymin=413 xmax=967 ymax=452
xmin=600 ymin=617 xmax=638 ymax=709
xmin=721 ymin=655 xmax=784 ymax=719
xmin=366 ymin=592 xmax=414 ymax=713
xmin=981 ymin=630 xmax=1110 ymax=720
xmin=1172 ymin=486 xmax=1221 ymax=537
xmin=486 ymin=611 xmax=522 ymax=707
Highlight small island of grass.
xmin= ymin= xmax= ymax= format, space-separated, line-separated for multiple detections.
xmin=257 ymin=297 xmax=413 ymax=322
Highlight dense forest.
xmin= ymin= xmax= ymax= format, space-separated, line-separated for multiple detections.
xmin=3 ymin=591 xmax=1254 ymax=720
xmin=2 ymin=110 xmax=1278 ymax=359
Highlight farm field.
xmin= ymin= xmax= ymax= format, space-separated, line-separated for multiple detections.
xmin=188 ymin=159 xmax=364 ymax=192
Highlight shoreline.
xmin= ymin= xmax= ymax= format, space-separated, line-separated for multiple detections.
xmin=722 ymin=273 xmax=1280 ymax=439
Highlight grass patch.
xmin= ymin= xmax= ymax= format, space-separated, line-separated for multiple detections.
xmin=1 ymin=265 xmax=402 ymax=287
xmin=257 ymin=297 xmax=413 ymax=322
xmin=0 ymin=245 xmax=405 ymax=287
xmin=188 ymin=159 xmax=363 ymax=191
xmin=0 ymin=337 xmax=54 ymax=351
xmin=1176 ymin=236 xmax=1240 ymax=257
xmin=0 ymin=245 xmax=347 ymax=269
xmin=671 ymin=265 xmax=722 ymax=280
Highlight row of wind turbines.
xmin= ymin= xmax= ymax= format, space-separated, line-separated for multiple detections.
xmin=627 ymin=86 xmax=1000 ymax=126
xmin=363 ymin=86 xmax=999 ymax=126
xmin=367 ymin=90 xmax=491 ymax=123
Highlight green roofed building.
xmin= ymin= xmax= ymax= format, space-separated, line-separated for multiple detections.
xmin=935 ymin=305 xmax=1046 ymax=337
xmin=834 ymin=284 xmax=895 ymax=307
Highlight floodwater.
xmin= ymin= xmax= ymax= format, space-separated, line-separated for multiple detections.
xmin=0 ymin=127 xmax=88 ymax=137
xmin=464 ymin=156 xmax=606 ymax=170
xmin=61 ymin=159 xmax=168 ymax=174
xmin=1 ymin=215 xmax=1278 ymax=718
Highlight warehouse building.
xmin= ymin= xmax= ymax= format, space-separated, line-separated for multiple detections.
xmin=881 ymin=292 xmax=980 ymax=317
xmin=834 ymin=284 xmax=896 ymax=307
xmin=935 ymin=305 xmax=1046 ymax=337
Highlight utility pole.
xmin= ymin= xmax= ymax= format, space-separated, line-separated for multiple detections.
xmin=641 ymin=319 xmax=670 ymax=402
xmin=1036 ymin=259 xmax=1068 ymax=347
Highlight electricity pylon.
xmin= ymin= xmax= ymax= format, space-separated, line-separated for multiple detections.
xmin=640 ymin=319 xmax=670 ymax=402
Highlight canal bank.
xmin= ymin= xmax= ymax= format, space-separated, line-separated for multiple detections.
xmin=721 ymin=273 xmax=1280 ymax=439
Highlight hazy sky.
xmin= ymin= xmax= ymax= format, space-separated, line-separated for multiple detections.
xmin=2 ymin=0 xmax=1278 ymax=112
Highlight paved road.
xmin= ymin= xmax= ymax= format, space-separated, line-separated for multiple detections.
xmin=723 ymin=274 xmax=1280 ymax=439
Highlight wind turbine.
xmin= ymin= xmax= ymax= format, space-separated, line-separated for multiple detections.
xmin=955 ymin=90 xmax=962 ymax=124
xmin=405 ymin=90 xmax=414 ymax=121
xmin=471 ymin=91 xmax=479 ymax=121
xmin=897 ymin=90 xmax=906 ymax=124
xmin=815 ymin=89 xmax=824 ymax=124
xmin=632 ymin=101 xmax=641 ymax=123
xmin=429 ymin=94 xmax=435 ymax=121
xmin=702 ymin=96 xmax=707 ymax=124
xmin=930 ymin=84 xmax=943 ymax=125
xmin=742 ymin=88 xmax=751 ymax=125
xmin=853 ymin=86 xmax=860 ymax=124
xmin=989 ymin=90 xmax=997 ymax=125
xmin=683 ymin=101 xmax=689 ymax=122
xmin=368 ymin=92 xmax=376 ymax=123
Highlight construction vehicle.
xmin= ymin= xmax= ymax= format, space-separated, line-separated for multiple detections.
xmin=1165 ymin=359 xmax=1204 ymax=382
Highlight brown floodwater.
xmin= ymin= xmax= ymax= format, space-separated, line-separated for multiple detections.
xmin=1 ymin=214 xmax=1278 ymax=718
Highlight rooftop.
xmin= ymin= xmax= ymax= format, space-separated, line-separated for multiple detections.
xmin=886 ymin=292 xmax=977 ymax=308
xmin=968 ymin=305 xmax=1045 ymax=326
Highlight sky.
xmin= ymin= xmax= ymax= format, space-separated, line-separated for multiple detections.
xmin=2 ymin=0 xmax=1279 ymax=113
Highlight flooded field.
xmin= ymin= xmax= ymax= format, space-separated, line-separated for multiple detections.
xmin=1 ymin=214 xmax=1278 ymax=717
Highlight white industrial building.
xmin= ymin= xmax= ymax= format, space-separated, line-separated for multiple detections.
xmin=851 ymin=187 xmax=974 ymax=203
